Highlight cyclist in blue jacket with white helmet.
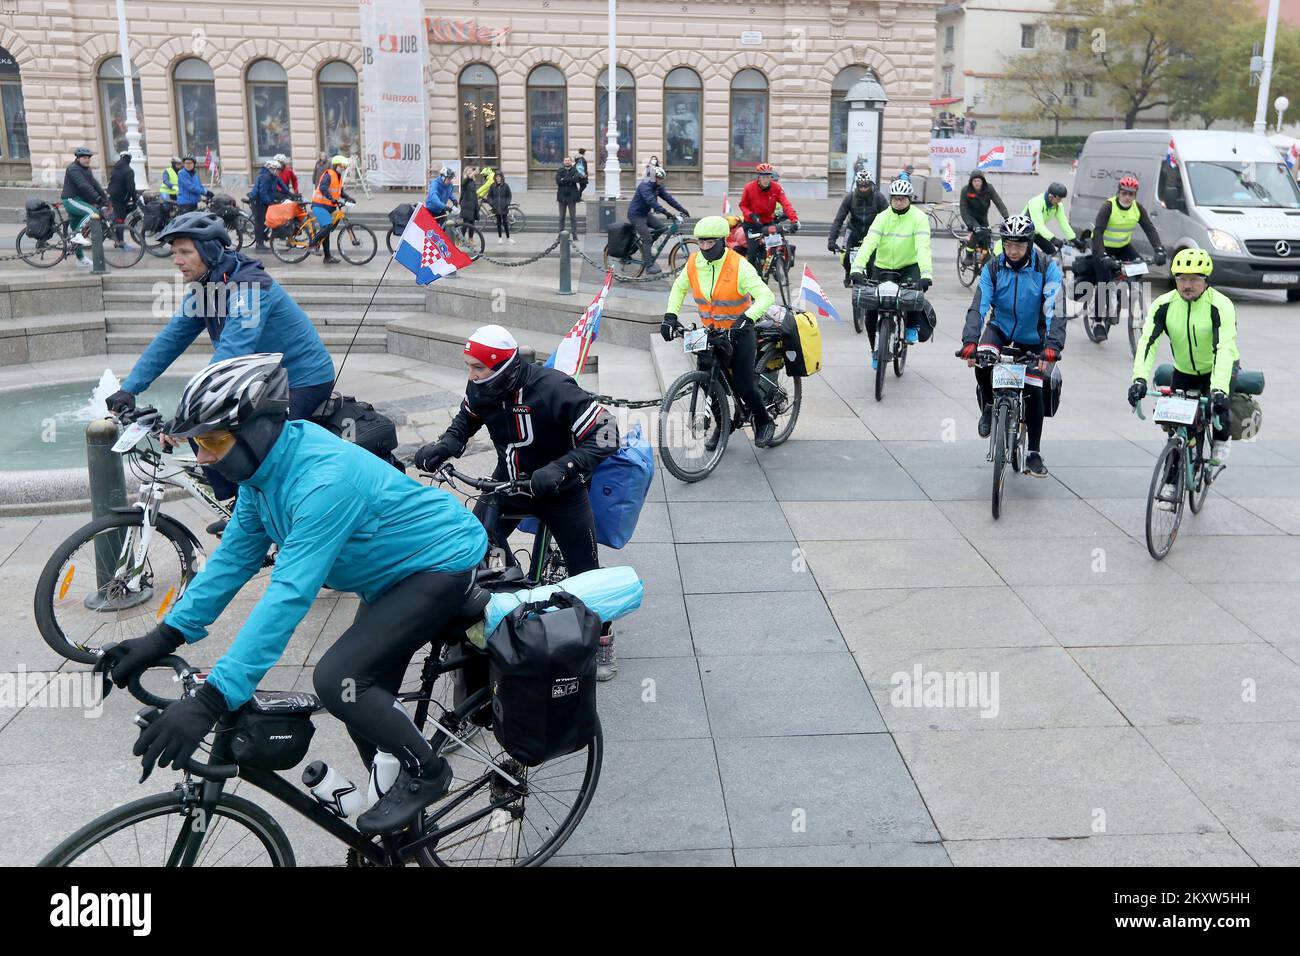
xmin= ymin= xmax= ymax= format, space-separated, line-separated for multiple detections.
xmin=424 ymin=166 xmax=457 ymax=226
xmin=97 ymin=354 xmax=489 ymax=835
xmin=957 ymin=214 xmax=1066 ymax=477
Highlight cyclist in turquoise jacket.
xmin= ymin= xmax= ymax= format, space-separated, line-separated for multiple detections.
xmin=98 ymin=354 xmax=489 ymax=834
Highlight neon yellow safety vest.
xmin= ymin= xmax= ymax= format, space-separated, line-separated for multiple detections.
xmin=1102 ymin=196 xmax=1141 ymax=249
xmin=160 ymin=166 xmax=179 ymax=199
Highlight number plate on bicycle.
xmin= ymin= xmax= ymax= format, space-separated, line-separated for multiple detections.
xmin=991 ymin=364 xmax=1027 ymax=390
xmin=764 ymin=233 xmax=784 ymax=249
xmin=876 ymin=280 xmax=900 ymax=298
xmin=1153 ymin=395 xmax=1199 ymax=425
xmin=1123 ymin=261 xmax=1149 ymax=278
xmin=683 ymin=328 xmax=710 ymax=353
xmin=111 ymin=421 xmax=152 ymax=453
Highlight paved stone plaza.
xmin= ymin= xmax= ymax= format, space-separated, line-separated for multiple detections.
xmin=2 ymin=238 xmax=1298 ymax=867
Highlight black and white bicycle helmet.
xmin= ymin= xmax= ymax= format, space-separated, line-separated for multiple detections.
xmin=168 ymin=353 xmax=290 ymax=438
xmin=889 ymin=179 xmax=914 ymax=197
xmin=854 ymin=170 xmax=874 ymax=187
xmin=999 ymin=214 xmax=1036 ymax=241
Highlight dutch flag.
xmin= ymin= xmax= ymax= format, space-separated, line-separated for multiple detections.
xmin=977 ymin=145 xmax=1005 ymax=170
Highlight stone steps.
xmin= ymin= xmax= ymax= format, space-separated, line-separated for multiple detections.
xmin=105 ymin=329 xmax=388 ymax=353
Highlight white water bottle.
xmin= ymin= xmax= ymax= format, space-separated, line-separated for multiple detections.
xmin=302 ymin=760 xmax=368 ymax=819
xmin=367 ymin=750 xmax=401 ymax=806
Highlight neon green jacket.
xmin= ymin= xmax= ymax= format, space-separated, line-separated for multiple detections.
xmin=476 ymin=167 xmax=495 ymax=200
xmin=1023 ymin=192 xmax=1076 ymax=242
xmin=1133 ymin=287 xmax=1239 ymax=395
xmin=666 ymin=249 xmax=775 ymax=321
xmin=852 ymin=205 xmax=933 ymax=278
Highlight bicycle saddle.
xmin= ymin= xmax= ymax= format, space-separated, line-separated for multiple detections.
xmin=246 ymin=690 xmax=321 ymax=716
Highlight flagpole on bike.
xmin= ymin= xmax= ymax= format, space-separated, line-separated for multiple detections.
xmin=329 ymin=250 xmax=397 ymax=394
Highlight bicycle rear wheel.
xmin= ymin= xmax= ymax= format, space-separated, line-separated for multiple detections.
xmin=947 ymin=210 xmax=966 ymax=240
xmin=956 ymin=244 xmax=981 ymax=288
xmin=603 ymin=243 xmax=644 ymax=278
xmin=874 ymin=313 xmax=892 ymax=402
xmin=1145 ymin=441 xmax=1187 ymax=560
xmin=15 ymin=227 xmax=67 ymax=268
xmin=102 ymin=225 xmax=144 ymax=268
xmin=763 ymin=364 xmax=802 ymax=446
xmin=659 ymin=370 xmax=729 ymax=482
xmin=40 ymin=790 xmax=295 ymax=867
xmin=386 ymin=227 xmax=398 ymax=255
xmin=449 ymin=222 xmax=484 ymax=261
xmin=271 ymin=222 xmax=313 ymax=264
xmin=337 ymin=221 xmax=378 ymax=265
xmin=1188 ymin=434 xmax=1211 ymax=514
xmin=507 ymin=205 xmax=527 ymax=232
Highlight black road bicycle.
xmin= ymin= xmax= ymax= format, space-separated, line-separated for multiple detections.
xmin=854 ymin=272 xmax=926 ymax=402
xmin=971 ymin=345 xmax=1046 ymax=520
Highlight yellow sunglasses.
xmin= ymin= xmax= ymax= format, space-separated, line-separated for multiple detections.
xmin=192 ymin=430 xmax=237 ymax=455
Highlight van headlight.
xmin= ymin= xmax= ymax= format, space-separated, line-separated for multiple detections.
xmin=1207 ymin=229 xmax=1242 ymax=254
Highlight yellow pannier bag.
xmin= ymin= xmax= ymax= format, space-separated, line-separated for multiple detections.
xmin=780 ymin=309 xmax=822 ymax=377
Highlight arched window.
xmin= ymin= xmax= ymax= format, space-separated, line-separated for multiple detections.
xmin=526 ymin=65 xmax=566 ymax=187
xmin=729 ymin=69 xmax=767 ymax=189
xmin=596 ymin=66 xmax=635 ymax=191
xmin=829 ymin=66 xmax=871 ymax=183
xmin=246 ymin=59 xmax=291 ymax=164
xmin=0 ymin=46 xmax=29 ymax=178
xmin=459 ymin=63 xmax=499 ymax=172
xmin=318 ymin=60 xmax=360 ymax=158
xmin=664 ymin=67 xmax=702 ymax=190
xmin=97 ymin=56 xmax=147 ymax=162
xmin=174 ymin=58 xmax=219 ymax=166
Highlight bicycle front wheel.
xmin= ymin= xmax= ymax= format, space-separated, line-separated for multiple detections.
xmin=874 ymin=313 xmax=892 ymax=402
xmin=40 ymin=790 xmax=295 ymax=867
xmin=991 ymin=401 xmax=1011 ymax=520
xmin=1127 ymin=281 xmax=1146 ymax=357
xmin=102 ymin=225 xmax=144 ymax=268
xmin=34 ymin=510 xmax=199 ymax=665
xmin=659 ymin=370 xmax=729 ymax=482
xmin=450 ymin=223 xmax=484 ymax=261
xmin=770 ymin=255 xmax=792 ymax=307
xmin=668 ymin=237 xmax=699 ymax=273
xmin=338 ymin=222 xmax=378 ymax=265
xmin=15 ymin=227 xmax=66 ymax=268
xmin=1145 ymin=440 xmax=1187 ymax=560
xmin=956 ymin=244 xmax=980 ymax=288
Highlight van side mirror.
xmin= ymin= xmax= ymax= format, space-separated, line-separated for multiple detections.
xmin=1161 ymin=184 xmax=1186 ymax=213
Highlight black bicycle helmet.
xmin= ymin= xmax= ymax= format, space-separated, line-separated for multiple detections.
xmin=73 ymin=146 xmax=94 ymax=158
xmin=156 ymin=210 xmax=231 ymax=247
xmin=182 ymin=154 xmax=196 ymax=162
xmin=1046 ymin=182 xmax=1068 ymax=198
xmin=169 ymin=353 xmax=289 ymax=439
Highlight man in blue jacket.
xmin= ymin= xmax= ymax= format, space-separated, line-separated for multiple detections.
xmin=627 ymin=166 xmax=690 ymax=275
xmin=98 ymin=354 xmax=489 ymax=834
xmin=424 ymin=165 xmax=457 ymax=226
xmin=176 ymin=155 xmax=211 ymax=212
xmin=105 ymin=212 xmax=335 ymax=505
xmin=958 ymin=214 xmax=1066 ymax=477
xmin=251 ymin=159 xmax=291 ymax=250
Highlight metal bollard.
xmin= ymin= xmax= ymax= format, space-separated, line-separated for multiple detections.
xmin=558 ymin=230 xmax=574 ymax=295
xmin=85 ymin=418 xmax=128 ymax=608
xmin=90 ymin=215 xmax=107 ymax=274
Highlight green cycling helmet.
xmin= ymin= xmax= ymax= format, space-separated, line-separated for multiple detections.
xmin=1171 ymin=247 xmax=1213 ymax=277
xmin=693 ymin=215 xmax=730 ymax=240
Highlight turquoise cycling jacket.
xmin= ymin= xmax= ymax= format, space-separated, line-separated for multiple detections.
xmin=165 ymin=420 xmax=488 ymax=708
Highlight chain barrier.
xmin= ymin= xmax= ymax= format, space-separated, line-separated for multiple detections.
xmin=476 ymin=233 xmax=565 ymax=267
xmin=593 ymin=394 xmax=662 ymax=409
xmin=570 ymin=241 xmax=682 ymax=284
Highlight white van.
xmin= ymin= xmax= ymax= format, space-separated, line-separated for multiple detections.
xmin=1072 ymin=129 xmax=1300 ymax=302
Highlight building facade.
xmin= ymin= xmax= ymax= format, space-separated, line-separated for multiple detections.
xmin=1 ymin=0 xmax=940 ymax=197
xmin=933 ymin=0 xmax=1172 ymax=138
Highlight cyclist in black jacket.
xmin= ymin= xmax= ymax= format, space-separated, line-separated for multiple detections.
xmin=959 ymin=172 xmax=1009 ymax=252
xmin=829 ymin=171 xmax=889 ymax=286
xmin=61 ymin=146 xmax=110 ymax=266
xmin=414 ymin=325 xmax=622 ymax=676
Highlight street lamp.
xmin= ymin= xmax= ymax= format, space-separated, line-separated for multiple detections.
xmin=114 ymin=0 xmax=146 ymax=190
xmin=603 ymin=0 xmax=620 ymax=199
xmin=1276 ymin=95 xmax=1290 ymax=132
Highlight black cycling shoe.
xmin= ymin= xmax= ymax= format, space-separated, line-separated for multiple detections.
xmin=704 ymin=419 xmax=732 ymax=453
xmin=754 ymin=420 xmax=776 ymax=448
xmin=1025 ymin=452 xmax=1049 ymax=478
xmin=977 ymin=405 xmax=993 ymax=439
xmin=356 ymin=758 xmax=453 ymax=835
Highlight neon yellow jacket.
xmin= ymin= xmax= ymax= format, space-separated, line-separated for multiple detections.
xmin=667 ymin=249 xmax=775 ymax=321
xmin=1133 ymin=287 xmax=1239 ymax=395
xmin=1023 ymin=192 xmax=1076 ymax=242
xmin=476 ymin=167 xmax=495 ymax=200
xmin=852 ymin=205 xmax=933 ymax=278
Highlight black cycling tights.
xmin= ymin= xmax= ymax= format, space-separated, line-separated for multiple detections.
xmin=719 ymin=323 xmax=772 ymax=430
xmin=975 ymin=324 xmax=1045 ymax=452
xmin=314 ymin=568 xmax=476 ymax=772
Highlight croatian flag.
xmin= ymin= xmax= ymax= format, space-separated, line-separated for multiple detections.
xmin=1166 ymin=139 xmax=1178 ymax=169
xmin=547 ymin=269 xmax=613 ymax=376
xmin=722 ymin=195 xmax=732 ymax=216
xmin=1287 ymin=143 xmax=1299 ymax=171
xmin=799 ymin=266 xmax=843 ymax=322
xmin=977 ymin=144 xmax=1005 ymax=170
xmin=394 ymin=205 xmax=473 ymax=285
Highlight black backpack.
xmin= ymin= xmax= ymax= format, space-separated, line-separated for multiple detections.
xmin=488 ymin=591 xmax=600 ymax=767
xmin=311 ymin=392 xmax=402 ymax=469
xmin=388 ymin=203 xmax=416 ymax=232
xmin=24 ymin=199 xmax=55 ymax=242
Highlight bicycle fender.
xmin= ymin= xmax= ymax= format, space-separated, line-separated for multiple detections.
xmin=109 ymin=507 xmax=204 ymax=558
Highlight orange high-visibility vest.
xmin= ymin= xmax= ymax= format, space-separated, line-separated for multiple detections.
xmin=312 ymin=168 xmax=343 ymax=206
xmin=686 ymin=250 xmax=753 ymax=329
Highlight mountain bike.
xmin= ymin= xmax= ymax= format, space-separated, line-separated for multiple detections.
xmin=956 ymin=226 xmax=993 ymax=288
xmin=1134 ymin=384 xmax=1222 ymax=560
xmin=744 ymin=213 xmax=796 ymax=308
xmin=33 ymin=406 xmax=238 ymax=666
xmin=853 ymin=272 xmax=926 ymax=402
xmin=39 ymin=622 xmax=603 ymax=866
xmin=271 ymin=201 xmax=379 ymax=265
xmin=658 ymin=320 xmax=802 ymax=482
xmin=1082 ymin=255 xmax=1151 ymax=355
xmin=970 ymin=345 xmax=1045 ymax=520
xmin=16 ymin=201 xmax=143 ymax=269
xmin=603 ymin=214 xmax=697 ymax=278
xmin=426 ymin=464 xmax=569 ymax=587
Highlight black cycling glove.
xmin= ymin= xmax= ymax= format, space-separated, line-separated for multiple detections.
xmin=95 ymin=622 xmax=185 ymax=695
xmin=106 ymin=390 xmax=136 ymax=415
xmin=1128 ymin=380 xmax=1148 ymax=408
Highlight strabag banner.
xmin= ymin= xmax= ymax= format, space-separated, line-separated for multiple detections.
xmin=929 ymin=137 xmax=1040 ymax=175
xmin=359 ymin=0 xmax=428 ymax=187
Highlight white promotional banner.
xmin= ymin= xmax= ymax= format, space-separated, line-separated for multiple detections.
xmin=929 ymin=137 xmax=980 ymax=176
xmin=845 ymin=109 xmax=881 ymax=190
xmin=359 ymin=0 xmax=428 ymax=188
xmin=1003 ymin=138 xmax=1041 ymax=174
xmin=931 ymin=137 xmax=1040 ymax=175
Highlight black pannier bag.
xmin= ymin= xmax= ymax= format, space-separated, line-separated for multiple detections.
xmin=389 ymin=203 xmax=416 ymax=232
xmin=230 ymin=691 xmax=319 ymax=770
xmin=141 ymin=198 xmax=165 ymax=232
xmin=488 ymin=591 xmax=600 ymax=767
xmin=24 ymin=199 xmax=55 ymax=242
xmin=312 ymin=392 xmax=402 ymax=469
xmin=606 ymin=222 xmax=637 ymax=260
xmin=209 ymin=193 xmax=241 ymax=228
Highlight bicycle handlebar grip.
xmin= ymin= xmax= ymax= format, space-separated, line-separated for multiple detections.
xmin=126 ymin=654 xmax=195 ymax=708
